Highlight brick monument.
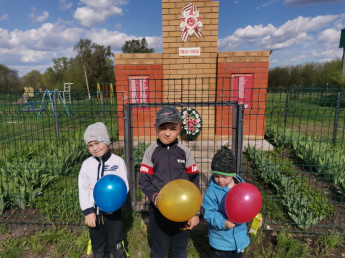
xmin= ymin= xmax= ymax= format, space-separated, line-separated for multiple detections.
xmin=114 ymin=0 xmax=270 ymax=142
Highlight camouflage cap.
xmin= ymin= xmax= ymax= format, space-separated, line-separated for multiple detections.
xmin=155 ymin=106 xmax=181 ymax=127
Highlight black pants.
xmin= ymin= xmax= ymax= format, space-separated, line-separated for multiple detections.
xmin=209 ymin=246 xmax=243 ymax=258
xmin=88 ymin=209 xmax=125 ymax=258
xmin=149 ymin=202 xmax=190 ymax=258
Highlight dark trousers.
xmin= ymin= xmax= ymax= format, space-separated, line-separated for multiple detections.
xmin=209 ymin=247 xmax=243 ymax=258
xmin=88 ymin=209 xmax=125 ymax=258
xmin=149 ymin=202 xmax=190 ymax=258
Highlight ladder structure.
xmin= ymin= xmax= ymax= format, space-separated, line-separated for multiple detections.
xmin=63 ymin=82 xmax=72 ymax=104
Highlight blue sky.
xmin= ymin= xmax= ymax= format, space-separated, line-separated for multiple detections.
xmin=0 ymin=0 xmax=344 ymax=77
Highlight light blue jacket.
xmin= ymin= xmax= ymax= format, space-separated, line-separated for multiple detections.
xmin=202 ymin=175 xmax=250 ymax=252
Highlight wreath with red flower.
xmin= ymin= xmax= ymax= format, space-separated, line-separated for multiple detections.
xmin=181 ymin=108 xmax=202 ymax=141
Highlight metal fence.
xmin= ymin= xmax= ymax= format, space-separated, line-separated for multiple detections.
xmin=0 ymin=83 xmax=344 ymax=236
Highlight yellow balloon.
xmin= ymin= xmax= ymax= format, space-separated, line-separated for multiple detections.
xmin=156 ymin=179 xmax=202 ymax=222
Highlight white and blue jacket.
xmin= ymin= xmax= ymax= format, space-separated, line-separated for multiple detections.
xmin=202 ymin=174 xmax=250 ymax=253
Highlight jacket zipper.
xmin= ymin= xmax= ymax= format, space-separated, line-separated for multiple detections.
xmin=167 ymin=146 xmax=171 ymax=182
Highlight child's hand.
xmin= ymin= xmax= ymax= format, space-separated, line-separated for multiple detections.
xmin=225 ymin=219 xmax=235 ymax=229
xmin=186 ymin=216 xmax=199 ymax=230
xmin=258 ymin=217 xmax=263 ymax=228
xmin=85 ymin=213 xmax=96 ymax=227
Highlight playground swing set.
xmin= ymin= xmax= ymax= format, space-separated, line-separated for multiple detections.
xmin=13 ymin=84 xmax=72 ymax=119
xmin=97 ymin=83 xmax=115 ymax=104
xmin=14 ymin=83 xmax=114 ymax=118
xmin=37 ymin=89 xmax=70 ymax=119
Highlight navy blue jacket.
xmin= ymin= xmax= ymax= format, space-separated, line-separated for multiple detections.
xmin=139 ymin=138 xmax=199 ymax=203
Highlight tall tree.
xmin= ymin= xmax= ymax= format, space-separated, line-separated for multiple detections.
xmin=73 ymin=39 xmax=114 ymax=95
xmin=319 ymin=59 xmax=345 ymax=88
xmin=41 ymin=68 xmax=57 ymax=91
xmin=121 ymin=38 xmax=154 ymax=53
xmin=21 ymin=70 xmax=42 ymax=90
xmin=0 ymin=64 xmax=21 ymax=91
xmin=74 ymin=39 xmax=92 ymax=99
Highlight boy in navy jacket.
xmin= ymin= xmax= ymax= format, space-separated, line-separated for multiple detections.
xmin=139 ymin=106 xmax=200 ymax=258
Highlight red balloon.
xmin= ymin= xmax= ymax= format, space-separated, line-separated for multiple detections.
xmin=225 ymin=183 xmax=262 ymax=223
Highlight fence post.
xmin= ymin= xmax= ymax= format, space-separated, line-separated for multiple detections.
xmin=236 ymin=104 xmax=244 ymax=174
xmin=332 ymin=92 xmax=341 ymax=143
xmin=100 ymin=92 xmax=105 ymax=120
xmin=232 ymin=104 xmax=238 ymax=159
xmin=124 ymin=104 xmax=134 ymax=211
xmin=284 ymin=90 xmax=289 ymax=126
xmin=53 ymin=93 xmax=59 ymax=138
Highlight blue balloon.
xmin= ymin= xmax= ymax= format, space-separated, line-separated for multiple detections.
xmin=93 ymin=174 xmax=127 ymax=213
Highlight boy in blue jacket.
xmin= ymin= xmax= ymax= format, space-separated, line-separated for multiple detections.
xmin=202 ymin=148 xmax=262 ymax=257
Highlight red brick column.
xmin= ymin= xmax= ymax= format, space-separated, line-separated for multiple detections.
xmin=114 ymin=54 xmax=163 ymax=140
xmin=216 ymin=51 xmax=270 ymax=139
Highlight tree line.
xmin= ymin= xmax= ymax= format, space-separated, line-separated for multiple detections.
xmin=0 ymin=37 xmax=344 ymax=92
xmin=0 ymin=38 xmax=153 ymax=92
xmin=268 ymin=59 xmax=345 ymax=90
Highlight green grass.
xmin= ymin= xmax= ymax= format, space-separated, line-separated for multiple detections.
xmin=0 ymin=214 xmax=344 ymax=257
xmin=265 ymin=92 xmax=345 ymax=142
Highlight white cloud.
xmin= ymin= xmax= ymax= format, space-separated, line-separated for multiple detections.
xmin=317 ymin=28 xmax=341 ymax=44
xmin=219 ymin=13 xmax=344 ymax=69
xmin=290 ymin=54 xmax=306 ymax=62
xmin=59 ymin=0 xmax=73 ymax=10
xmin=145 ymin=36 xmax=163 ymax=52
xmin=0 ymin=19 xmax=162 ymax=76
xmin=262 ymin=32 xmax=312 ymax=49
xmin=0 ymin=14 xmax=9 ymax=21
xmin=256 ymin=1 xmax=277 ymax=9
xmin=8 ymin=23 xmax=83 ymax=50
xmin=85 ymin=29 xmax=133 ymax=49
xmin=285 ymin=0 xmax=345 ymax=7
xmin=273 ymin=15 xmax=338 ymax=39
xmin=85 ymin=29 xmax=162 ymax=52
xmin=0 ymin=22 xmax=83 ymax=76
xmin=29 ymin=9 xmax=50 ymax=23
xmin=234 ymin=24 xmax=276 ymax=39
xmin=0 ymin=28 xmax=10 ymax=48
xmin=219 ymin=14 xmax=343 ymax=53
xmin=73 ymin=0 xmax=126 ymax=27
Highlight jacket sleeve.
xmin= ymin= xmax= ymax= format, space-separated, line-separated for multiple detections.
xmin=116 ymin=156 xmax=129 ymax=193
xmin=185 ymin=148 xmax=200 ymax=190
xmin=202 ymin=188 xmax=227 ymax=230
xmin=78 ymin=160 xmax=95 ymax=215
xmin=139 ymin=147 xmax=158 ymax=203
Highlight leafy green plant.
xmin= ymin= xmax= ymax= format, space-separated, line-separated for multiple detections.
xmin=0 ymin=130 xmax=89 ymax=215
xmin=133 ymin=142 xmax=151 ymax=168
xmin=316 ymin=232 xmax=343 ymax=256
xmin=124 ymin=212 xmax=151 ymax=257
xmin=245 ymin=145 xmax=333 ymax=229
xmin=261 ymin=196 xmax=285 ymax=221
xmin=0 ymin=233 xmax=28 ymax=258
xmin=133 ymin=142 xmax=151 ymax=202
xmin=23 ymin=227 xmax=88 ymax=257
xmin=276 ymin=229 xmax=308 ymax=257
xmin=266 ymin=125 xmax=345 ymax=196
xmin=33 ymin=169 xmax=83 ymax=224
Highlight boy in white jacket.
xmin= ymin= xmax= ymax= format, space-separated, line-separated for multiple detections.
xmin=78 ymin=122 xmax=129 ymax=258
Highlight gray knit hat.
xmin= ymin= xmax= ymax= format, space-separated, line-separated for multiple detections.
xmin=211 ymin=148 xmax=236 ymax=176
xmin=83 ymin=122 xmax=110 ymax=146
xmin=155 ymin=106 xmax=181 ymax=127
